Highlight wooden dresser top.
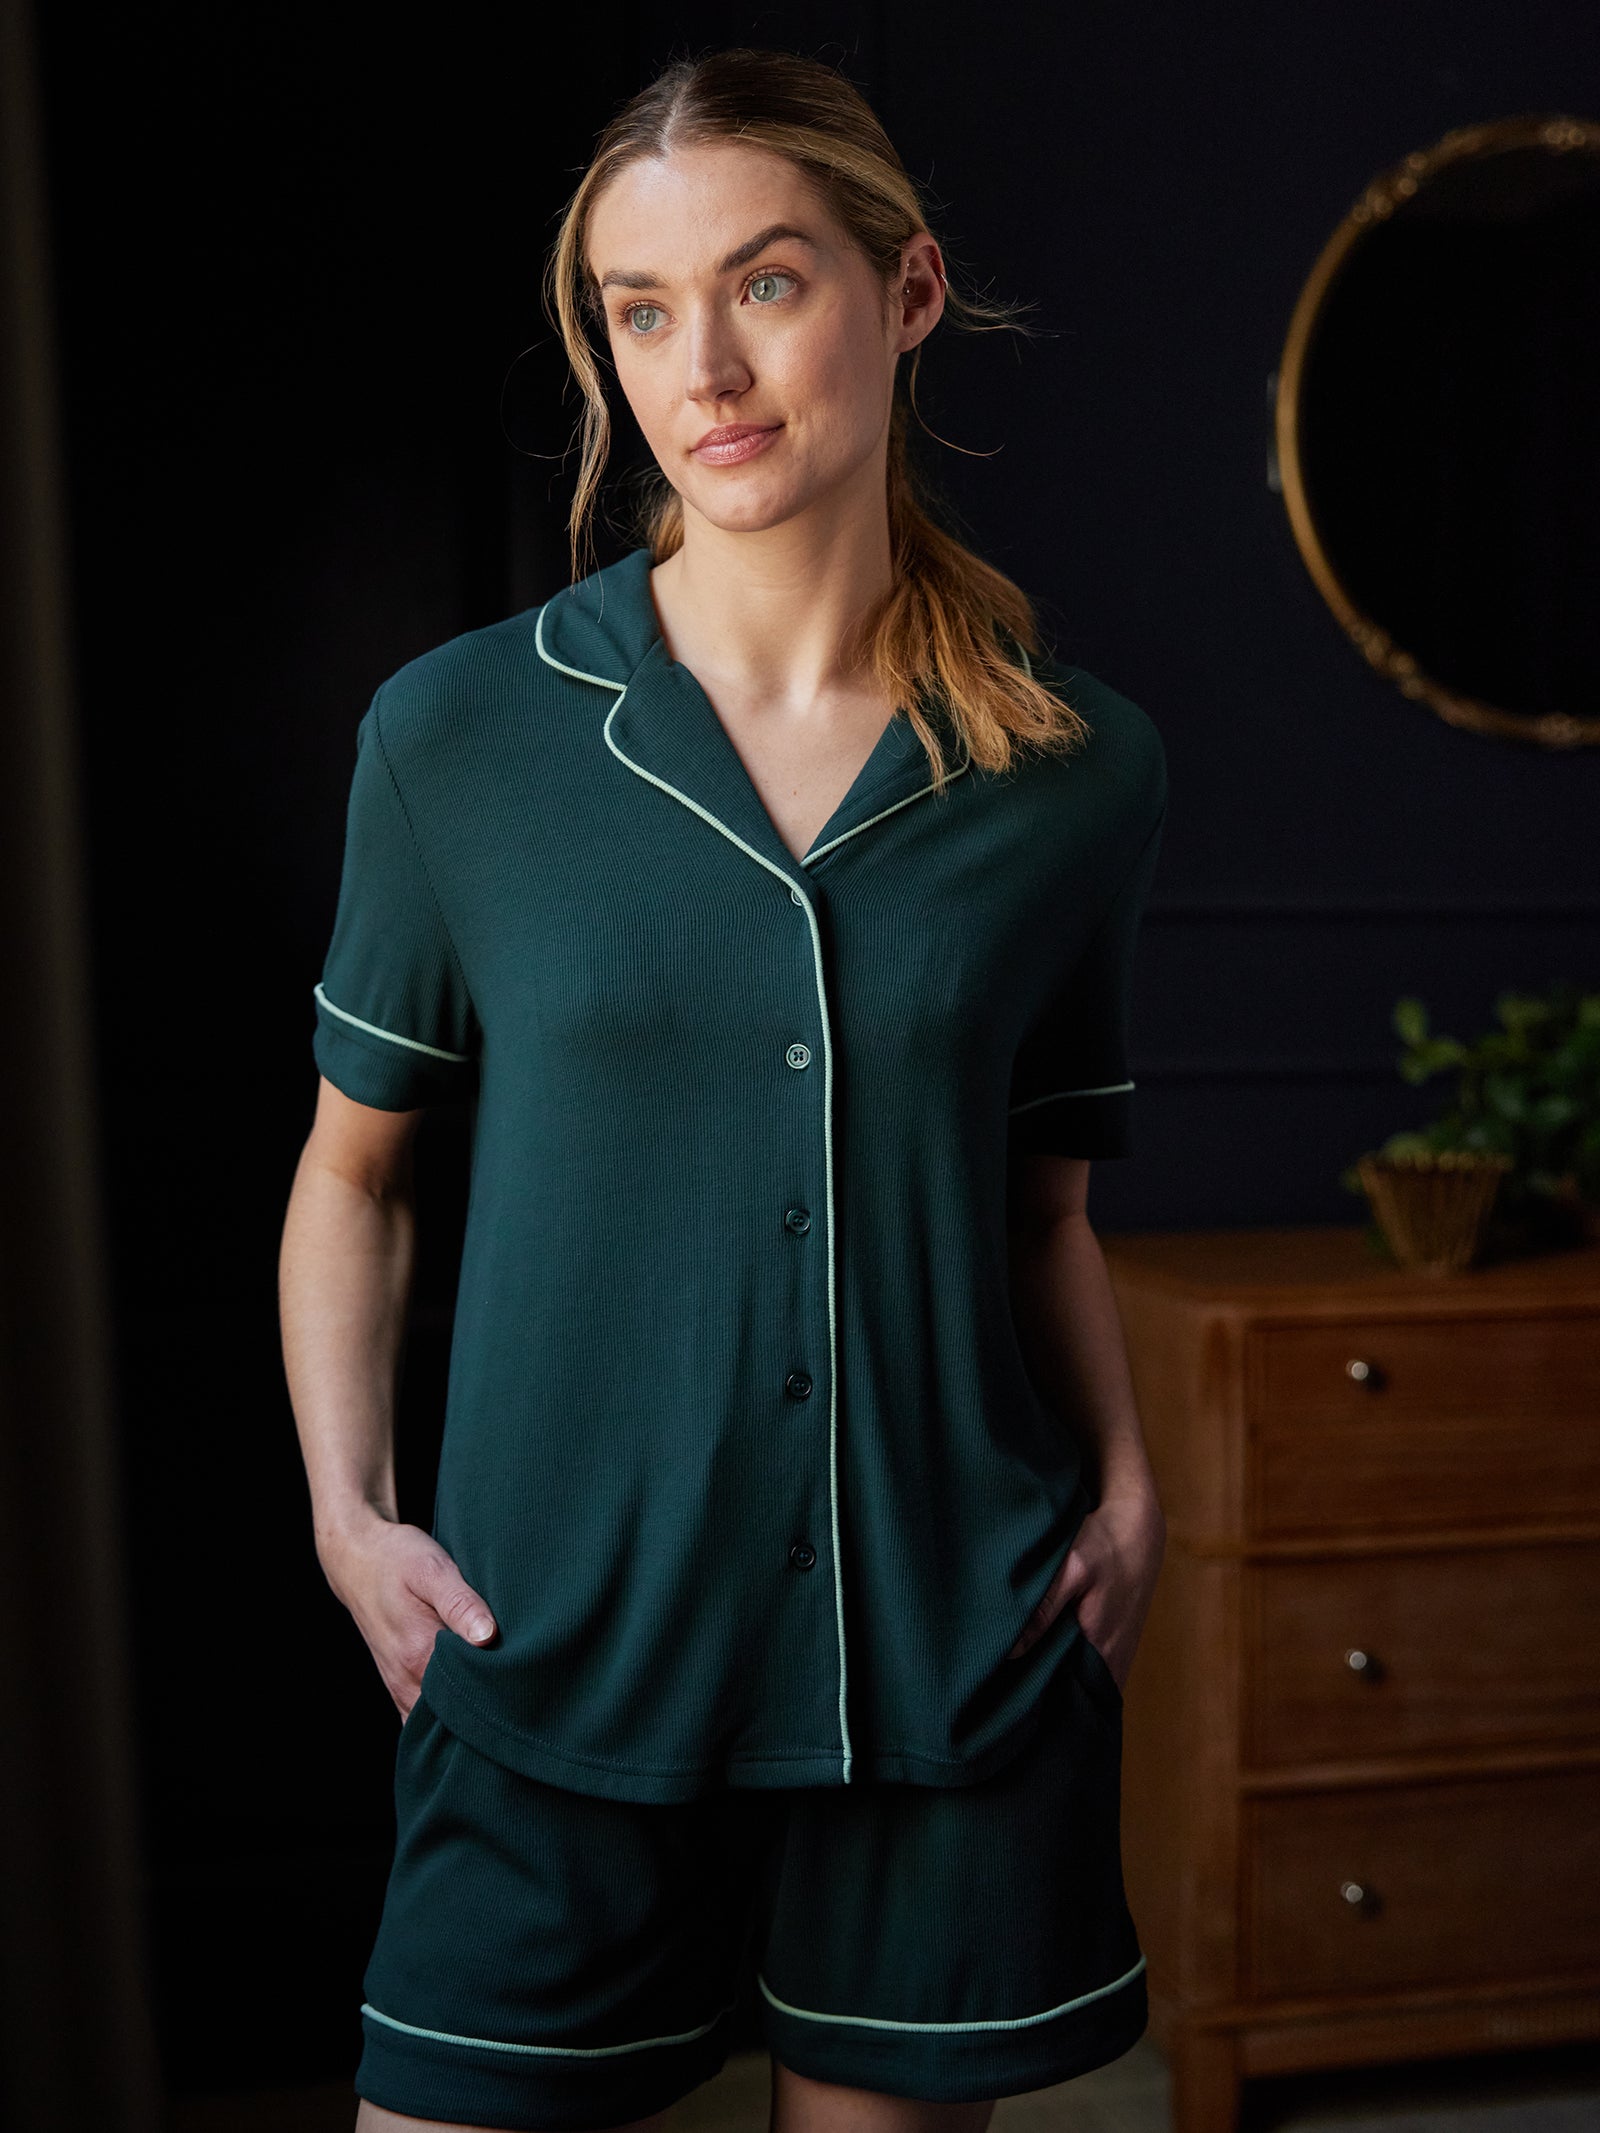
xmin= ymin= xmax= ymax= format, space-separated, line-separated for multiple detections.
xmin=1098 ymin=1223 xmax=1600 ymax=1317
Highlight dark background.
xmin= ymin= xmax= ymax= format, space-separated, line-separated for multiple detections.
xmin=30 ymin=0 xmax=1600 ymax=2098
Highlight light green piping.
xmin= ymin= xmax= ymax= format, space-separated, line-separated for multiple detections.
xmin=802 ymin=740 xmax=971 ymax=864
xmin=598 ymin=692 xmax=855 ymax=1784
xmin=360 ymin=1995 xmax=738 ymax=2058
xmin=1009 ymin=1079 xmax=1134 ymax=1115
xmin=533 ymin=602 xmax=626 ymax=694
xmin=802 ymin=615 xmax=1023 ymax=856
xmin=756 ymin=1953 xmax=1146 ymax=2034
xmin=314 ymin=983 xmax=473 ymax=1063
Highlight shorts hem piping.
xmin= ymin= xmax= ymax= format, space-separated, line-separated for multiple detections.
xmin=360 ymin=1994 xmax=741 ymax=2059
xmin=755 ymin=1953 xmax=1147 ymax=2033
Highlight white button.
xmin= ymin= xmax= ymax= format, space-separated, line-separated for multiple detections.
xmin=786 ymin=1042 xmax=812 ymax=1070
xmin=790 ymin=886 xmax=804 ymax=905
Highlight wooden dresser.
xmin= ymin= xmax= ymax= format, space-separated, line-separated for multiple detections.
xmin=1098 ymin=1225 xmax=1600 ymax=2133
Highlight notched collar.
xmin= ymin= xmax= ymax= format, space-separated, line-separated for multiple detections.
xmin=534 ymin=545 xmax=657 ymax=690
xmin=536 ymin=545 xmax=972 ymax=880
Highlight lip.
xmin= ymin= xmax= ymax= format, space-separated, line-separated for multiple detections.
xmin=691 ymin=422 xmax=783 ymax=466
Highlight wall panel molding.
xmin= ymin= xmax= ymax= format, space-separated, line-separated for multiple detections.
xmin=1148 ymin=899 xmax=1600 ymax=923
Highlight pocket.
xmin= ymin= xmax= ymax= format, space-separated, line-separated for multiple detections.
xmin=400 ymin=1625 xmax=447 ymax=1728
xmin=1071 ymin=1621 xmax=1124 ymax=1712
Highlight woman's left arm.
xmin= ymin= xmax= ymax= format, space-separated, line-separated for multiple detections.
xmin=1004 ymin=1147 xmax=1166 ymax=1688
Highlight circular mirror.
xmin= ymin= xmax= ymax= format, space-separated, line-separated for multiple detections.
xmin=1275 ymin=114 xmax=1600 ymax=747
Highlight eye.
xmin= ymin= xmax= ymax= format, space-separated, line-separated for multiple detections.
xmin=618 ymin=269 xmax=798 ymax=340
xmin=746 ymin=271 xmax=797 ymax=306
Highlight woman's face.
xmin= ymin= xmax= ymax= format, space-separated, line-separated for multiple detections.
xmin=584 ymin=140 xmax=943 ymax=537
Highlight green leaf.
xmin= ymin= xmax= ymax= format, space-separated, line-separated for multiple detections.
xmin=1392 ymin=996 xmax=1431 ymax=1046
xmin=1482 ymin=1074 xmax=1528 ymax=1124
xmin=1496 ymin=992 xmax=1551 ymax=1037
xmin=1376 ymin=1130 xmax=1440 ymax=1160
xmin=1399 ymin=1038 xmax=1466 ymax=1084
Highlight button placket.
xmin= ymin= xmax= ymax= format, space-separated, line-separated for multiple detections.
xmin=783 ymin=897 xmax=817 ymax=1446
xmin=591 ymin=677 xmax=857 ymax=1781
xmin=773 ymin=867 xmax=848 ymax=1771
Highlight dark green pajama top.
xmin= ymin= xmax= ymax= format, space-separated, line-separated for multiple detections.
xmin=311 ymin=544 xmax=1167 ymax=1803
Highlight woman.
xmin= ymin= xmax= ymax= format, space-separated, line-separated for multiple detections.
xmin=280 ymin=44 xmax=1169 ymax=2133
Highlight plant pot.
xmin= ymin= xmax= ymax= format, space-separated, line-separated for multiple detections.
xmin=1355 ymin=1149 xmax=1512 ymax=1274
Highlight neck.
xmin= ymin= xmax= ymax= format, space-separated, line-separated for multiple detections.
xmin=648 ymin=470 xmax=895 ymax=712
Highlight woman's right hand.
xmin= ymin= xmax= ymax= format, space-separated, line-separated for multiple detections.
xmin=317 ymin=1510 xmax=498 ymax=1724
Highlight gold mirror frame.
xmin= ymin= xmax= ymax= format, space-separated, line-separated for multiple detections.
xmin=1274 ymin=112 xmax=1600 ymax=749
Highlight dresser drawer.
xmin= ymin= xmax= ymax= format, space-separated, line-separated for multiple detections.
xmin=1245 ymin=1314 xmax=1600 ymax=1535
xmin=1248 ymin=1315 xmax=1600 ymax=1428
xmin=1245 ymin=1768 xmax=1600 ymax=1999
xmin=1244 ymin=1544 xmax=1600 ymax=1767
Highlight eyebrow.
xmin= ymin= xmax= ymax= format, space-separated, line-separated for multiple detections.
xmin=596 ymin=222 xmax=819 ymax=295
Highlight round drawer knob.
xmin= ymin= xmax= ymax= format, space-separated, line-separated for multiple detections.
xmin=1345 ymin=1647 xmax=1373 ymax=1675
xmin=1340 ymin=1879 xmax=1376 ymax=1910
xmin=1345 ymin=1357 xmax=1375 ymax=1384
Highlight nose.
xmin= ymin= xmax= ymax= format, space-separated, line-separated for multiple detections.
xmin=682 ymin=301 xmax=753 ymax=406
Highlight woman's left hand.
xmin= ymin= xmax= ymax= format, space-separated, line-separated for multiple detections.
xmin=1005 ymin=1480 xmax=1166 ymax=1690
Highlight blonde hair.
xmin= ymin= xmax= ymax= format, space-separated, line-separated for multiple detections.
xmin=542 ymin=45 xmax=1090 ymax=782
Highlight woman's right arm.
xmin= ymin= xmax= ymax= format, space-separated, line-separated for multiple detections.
xmin=279 ymin=1074 xmax=497 ymax=1722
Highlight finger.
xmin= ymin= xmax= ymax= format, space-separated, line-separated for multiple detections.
xmin=1009 ymin=1559 xmax=1094 ymax=1658
xmin=1008 ymin=1603 xmax=1052 ymax=1659
xmin=440 ymin=1586 xmax=498 ymax=1643
xmin=413 ymin=1553 xmax=497 ymax=1644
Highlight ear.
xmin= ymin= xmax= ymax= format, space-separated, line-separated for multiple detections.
xmin=894 ymin=233 xmax=946 ymax=353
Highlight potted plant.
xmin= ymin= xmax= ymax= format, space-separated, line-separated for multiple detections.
xmin=1343 ymin=982 xmax=1600 ymax=1267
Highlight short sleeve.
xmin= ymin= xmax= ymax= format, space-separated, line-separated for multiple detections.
xmin=1007 ymin=799 xmax=1166 ymax=1160
xmin=311 ymin=692 xmax=481 ymax=1111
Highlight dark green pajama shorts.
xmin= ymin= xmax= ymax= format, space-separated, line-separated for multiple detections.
xmin=354 ymin=1631 xmax=1146 ymax=2130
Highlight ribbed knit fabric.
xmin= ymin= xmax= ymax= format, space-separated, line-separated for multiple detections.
xmin=312 ymin=545 xmax=1167 ymax=1803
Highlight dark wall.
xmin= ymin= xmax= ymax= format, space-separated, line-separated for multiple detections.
xmin=875 ymin=0 xmax=1600 ymax=1232
xmin=34 ymin=0 xmax=1600 ymax=2096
